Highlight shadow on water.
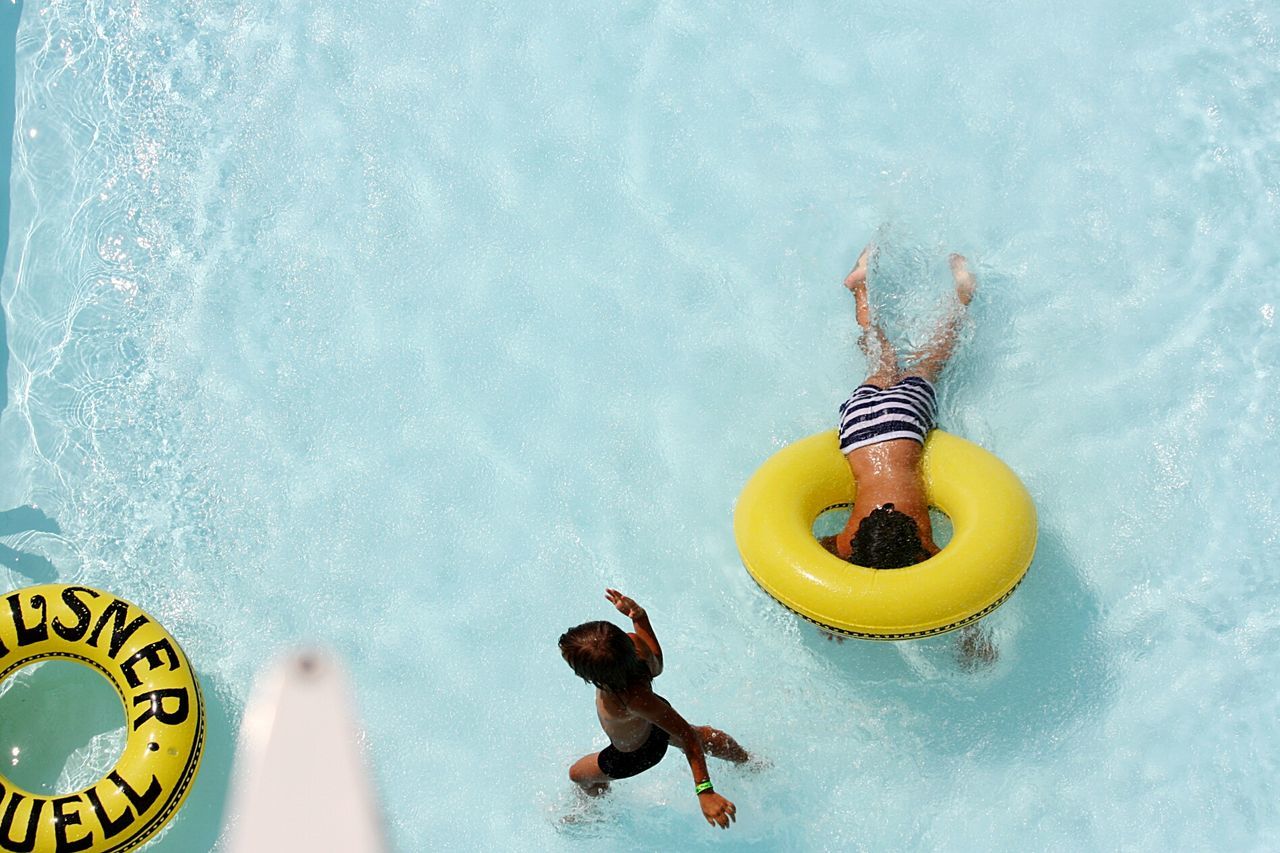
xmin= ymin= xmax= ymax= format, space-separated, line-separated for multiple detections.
xmin=0 ymin=505 xmax=60 ymax=581
xmin=0 ymin=660 xmax=124 ymax=792
xmin=798 ymin=524 xmax=1111 ymax=757
xmin=148 ymin=677 xmax=238 ymax=852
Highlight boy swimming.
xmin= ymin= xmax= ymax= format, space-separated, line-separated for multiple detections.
xmin=559 ymin=589 xmax=748 ymax=829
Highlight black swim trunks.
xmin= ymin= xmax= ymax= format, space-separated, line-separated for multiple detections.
xmin=597 ymin=726 xmax=670 ymax=780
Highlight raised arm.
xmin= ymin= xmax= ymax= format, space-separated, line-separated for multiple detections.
xmin=605 ymin=588 xmax=663 ymax=676
xmin=625 ymin=690 xmax=737 ymax=829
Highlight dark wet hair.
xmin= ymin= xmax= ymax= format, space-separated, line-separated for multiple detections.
xmin=848 ymin=503 xmax=929 ymax=569
xmin=558 ymin=620 xmax=652 ymax=693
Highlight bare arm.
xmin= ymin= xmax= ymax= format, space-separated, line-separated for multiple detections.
xmin=625 ymin=691 xmax=737 ymax=829
xmin=606 ymin=588 xmax=663 ymax=676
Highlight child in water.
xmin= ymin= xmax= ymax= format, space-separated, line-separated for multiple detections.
xmin=822 ymin=244 xmax=994 ymax=663
xmin=559 ymin=589 xmax=749 ymax=829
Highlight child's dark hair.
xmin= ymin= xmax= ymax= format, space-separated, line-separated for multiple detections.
xmin=558 ymin=620 xmax=652 ymax=693
xmin=848 ymin=503 xmax=929 ymax=569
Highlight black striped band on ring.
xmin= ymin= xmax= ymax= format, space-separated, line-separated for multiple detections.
xmin=757 ymin=571 xmax=1027 ymax=640
xmin=786 ymin=501 xmax=1028 ymax=638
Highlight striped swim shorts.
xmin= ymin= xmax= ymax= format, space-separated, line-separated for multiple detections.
xmin=838 ymin=376 xmax=938 ymax=454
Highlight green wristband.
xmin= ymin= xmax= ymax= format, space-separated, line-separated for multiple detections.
xmin=695 ymin=780 xmax=714 ymax=795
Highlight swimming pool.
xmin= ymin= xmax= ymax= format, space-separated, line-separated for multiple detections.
xmin=1 ymin=0 xmax=1277 ymax=849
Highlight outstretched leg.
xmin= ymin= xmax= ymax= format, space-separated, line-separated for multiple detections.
xmin=909 ymin=253 xmax=976 ymax=383
xmin=845 ymin=245 xmax=898 ymax=386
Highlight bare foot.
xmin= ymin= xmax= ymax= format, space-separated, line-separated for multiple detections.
xmin=949 ymin=254 xmax=976 ymax=306
xmin=844 ymin=245 xmax=871 ymax=290
xmin=845 ymin=245 xmax=873 ymax=327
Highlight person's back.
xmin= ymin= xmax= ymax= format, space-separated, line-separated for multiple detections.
xmin=836 ymin=440 xmax=936 ymax=562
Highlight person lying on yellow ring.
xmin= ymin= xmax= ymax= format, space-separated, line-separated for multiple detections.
xmin=820 ymin=243 xmax=994 ymax=664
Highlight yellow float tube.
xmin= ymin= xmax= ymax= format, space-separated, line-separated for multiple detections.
xmin=734 ymin=430 xmax=1036 ymax=640
xmin=0 ymin=584 xmax=204 ymax=853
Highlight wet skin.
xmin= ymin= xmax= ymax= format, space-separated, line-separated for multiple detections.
xmin=832 ymin=436 xmax=939 ymax=561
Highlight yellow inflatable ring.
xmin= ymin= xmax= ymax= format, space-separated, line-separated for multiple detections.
xmin=0 ymin=584 xmax=205 ymax=852
xmin=734 ymin=430 xmax=1037 ymax=640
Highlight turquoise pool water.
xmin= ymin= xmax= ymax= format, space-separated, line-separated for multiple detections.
xmin=1 ymin=0 xmax=1278 ymax=849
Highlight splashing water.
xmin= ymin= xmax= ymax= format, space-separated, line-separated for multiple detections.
xmin=1 ymin=0 xmax=1278 ymax=849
